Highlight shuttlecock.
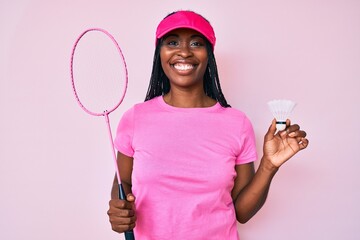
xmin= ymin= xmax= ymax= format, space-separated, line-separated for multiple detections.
xmin=267 ymin=99 xmax=296 ymax=131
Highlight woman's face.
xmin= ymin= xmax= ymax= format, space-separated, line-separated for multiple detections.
xmin=160 ymin=28 xmax=208 ymax=91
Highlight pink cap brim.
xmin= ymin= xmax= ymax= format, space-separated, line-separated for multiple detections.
xmin=156 ymin=11 xmax=216 ymax=48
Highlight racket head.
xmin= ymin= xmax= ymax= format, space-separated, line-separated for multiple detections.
xmin=70 ymin=28 xmax=128 ymax=116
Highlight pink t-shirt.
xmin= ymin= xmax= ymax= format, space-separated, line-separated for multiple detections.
xmin=114 ymin=96 xmax=257 ymax=240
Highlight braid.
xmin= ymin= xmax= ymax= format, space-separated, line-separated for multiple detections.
xmin=204 ymin=41 xmax=230 ymax=107
xmin=145 ymin=40 xmax=170 ymax=101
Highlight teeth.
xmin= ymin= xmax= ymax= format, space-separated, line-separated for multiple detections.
xmin=174 ymin=63 xmax=194 ymax=71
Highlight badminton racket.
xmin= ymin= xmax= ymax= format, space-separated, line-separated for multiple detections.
xmin=70 ymin=28 xmax=134 ymax=240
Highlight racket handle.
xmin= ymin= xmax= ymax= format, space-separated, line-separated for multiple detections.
xmin=124 ymin=231 xmax=135 ymax=240
xmin=118 ymin=183 xmax=127 ymax=200
xmin=118 ymin=184 xmax=135 ymax=240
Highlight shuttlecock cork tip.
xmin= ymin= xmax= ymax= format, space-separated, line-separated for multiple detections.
xmin=267 ymin=99 xmax=296 ymax=131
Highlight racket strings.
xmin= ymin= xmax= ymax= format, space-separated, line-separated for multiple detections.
xmin=71 ymin=30 xmax=127 ymax=115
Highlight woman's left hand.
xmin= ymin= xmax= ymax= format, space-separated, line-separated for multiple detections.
xmin=263 ymin=119 xmax=309 ymax=168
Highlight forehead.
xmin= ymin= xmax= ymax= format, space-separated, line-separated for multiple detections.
xmin=163 ymin=28 xmax=205 ymax=38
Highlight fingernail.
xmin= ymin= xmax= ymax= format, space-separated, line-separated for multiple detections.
xmin=289 ymin=132 xmax=295 ymax=137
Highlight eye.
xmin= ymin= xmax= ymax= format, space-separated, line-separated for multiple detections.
xmin=190 ymin=38 xmax=205 ymax=48
xmin=190 ymin=41 xmax=203 ymax=47
xmin=167 ymin=40 xmax=179 ymax=46
xmin=162 ymin=38 xmax=180 ymax=48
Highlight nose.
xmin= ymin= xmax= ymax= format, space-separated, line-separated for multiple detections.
xmin=177 ymin=42 xmax=193 ymax=58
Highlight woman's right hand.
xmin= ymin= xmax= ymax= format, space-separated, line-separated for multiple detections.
xmin=107 ymin=193 xmax=136 ymax=233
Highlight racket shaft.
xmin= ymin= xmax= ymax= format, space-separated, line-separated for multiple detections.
xmin=118 ymin=184 xmax=135 ymax=240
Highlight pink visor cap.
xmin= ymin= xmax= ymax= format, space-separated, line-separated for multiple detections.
xmin=155 ymin=11 xmax=216 ymax=48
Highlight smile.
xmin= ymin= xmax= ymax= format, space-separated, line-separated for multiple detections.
xmin=173 ymin=63 xmax=195 ymax=71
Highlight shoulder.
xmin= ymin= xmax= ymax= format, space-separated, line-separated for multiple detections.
xmin=120 ymin=97 xmax=161 ymax=121
xmin=218 ymin=106 xmax=254 ymax=130
xmin=219 ymin=106 xmax=248 ymax=120
xmin=123 ymin=97 xmax=160 ymax=113
xmin=133 ymin=97 xmax=160 ymax=110
xmin=118 ymin=97 xmax=160 ymax=127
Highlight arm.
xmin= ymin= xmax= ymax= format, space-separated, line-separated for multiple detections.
xmin=108 ymin=152 xmax=137 ymax=233
xmin=111 ymin=152 xmax=134 ymax=199
xmin=232 ymin=119 xmax=309 ymax=223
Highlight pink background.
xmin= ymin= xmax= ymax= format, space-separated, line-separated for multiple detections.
xmin=1 ymin=0 xmax=359 ymax=239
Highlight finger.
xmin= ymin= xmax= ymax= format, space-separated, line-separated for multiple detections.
xmin=108 ymin=203 xmax=135 ymax=216
xmin=109 ymin=212 xmax=135 ymax=223
xmin=109 ymin=210 xmax=136 ymax=221
xmin=286 ymin=119 xmax=291 ymax=127
xmin=287 ymin=124 xmax=300 ymax=133
xmin=109 ymin=199 xmax=133 ymax=210
xmin=298 ymin=138 xmax=309 ymax=150
xmin=108 ymin=198 xmax=137 ymax=234
xmin=289 ymin=129 xmax=307 ymax=138
xmin=285 ymin=124 xmax=300 ymax=136
xmin=126 ymin=193 xmax=136 ymax=211
xmin=111 ymin=222 xmax=136 ymax=233
xmin=126 ymin=193 xmax=135 ymax=202
xmin=278 ymin=119 xmax=293 ymax=138
xmin=264 ymin=119 xmax=277 ymax=141
xmin=109 ymin=214 xmax=136 ymax=233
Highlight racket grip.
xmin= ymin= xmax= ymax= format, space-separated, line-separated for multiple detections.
xmin=118 ymin=183 xmax=127 ymax=200
xmin=118 ymin=184 xmax=135 ymax=240
xmin=124 ymin=231 xmax=135 ymax=240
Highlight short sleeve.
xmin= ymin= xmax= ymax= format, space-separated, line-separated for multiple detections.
xmin=235 ymin=116 xmax=258 ymax=165
xmin=114 ymin=107 xmax=135 ymax=157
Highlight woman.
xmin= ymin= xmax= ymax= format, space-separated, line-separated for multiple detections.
xmin=107 ymin=10 xmax=308 ymax=240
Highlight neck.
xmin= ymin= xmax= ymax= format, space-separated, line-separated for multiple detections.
xmin=163 ymin=89 xmax=216 ymax=108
